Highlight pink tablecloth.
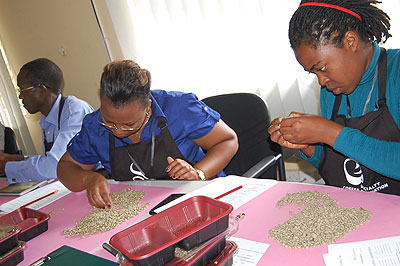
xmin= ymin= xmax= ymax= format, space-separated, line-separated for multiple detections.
xmin=3 ymin=179 xmax=399 ymax=266
xmin=5 ymin=183 xmax=182 ymax=266
xmin=232 ymin=181 xmax=400 ymax=266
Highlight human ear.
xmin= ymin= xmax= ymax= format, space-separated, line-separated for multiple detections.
xmin=146 ymin=99 xmax=152 ymax=109
xmin=37 ymin=84 xmax=48 ymax=95
xmin=343 ymin=31 xmax=359 ymax=52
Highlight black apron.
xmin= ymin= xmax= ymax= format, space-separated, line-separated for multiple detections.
xmin=108 ymin=116 xmax=192 ymax=181
xmin=318 ymin=48 xmax=400 ymax=195
xmin=43 ymin=96 xmax=65 ymax=153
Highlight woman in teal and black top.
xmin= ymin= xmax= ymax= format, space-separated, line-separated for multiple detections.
xmin=269 ymin=0 xmax=400 ymax=195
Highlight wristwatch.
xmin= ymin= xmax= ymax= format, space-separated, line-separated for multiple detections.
xmin=195 ymin=168 xmax=206 ymax=180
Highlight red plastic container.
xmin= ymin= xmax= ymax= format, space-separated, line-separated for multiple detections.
xmin=166 ymin=235 xmax=227 ymax=266
xmin=110 ymin=196 xmax=233 ymax=266
xmin=119 ymin=240 xmax=237 ymax=266
xmin=0 ymin=207 xmax=50 ymax=241
xmin=0 ymin=225 xmax=19 ymax=256
xmin=206 ymin=241 xmax=237 ymax=266
xmin=0 ymin=241 xmax=25 ymax=266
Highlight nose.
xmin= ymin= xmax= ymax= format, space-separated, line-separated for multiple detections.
xmin=112 ymin=128 xmax=126 ymax=138
xmin=316 ymin=73 xmax=329 ymax=87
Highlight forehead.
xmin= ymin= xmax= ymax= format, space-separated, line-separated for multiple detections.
xmin=294 ymin=43 xmax=344 ymax=69
xmin=17 ymin=70 xmax=30 ymax=86
xmin=100 ymin=96 xmax=144 ymax=123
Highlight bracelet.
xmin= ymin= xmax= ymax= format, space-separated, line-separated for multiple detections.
xmin=194 ymin=168 xmax=206 ymax=181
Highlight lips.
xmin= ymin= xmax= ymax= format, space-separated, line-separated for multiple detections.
xmin=327 ymin=85 xmax=341 ymax=95
xmin=333 ymin=88 xmax=341 ymax=95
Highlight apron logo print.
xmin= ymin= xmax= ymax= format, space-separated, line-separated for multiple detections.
xmin=129 ymin=163 xmax=149 ymax=180
xmin=343 ymin=158 xmax=364 ymax=185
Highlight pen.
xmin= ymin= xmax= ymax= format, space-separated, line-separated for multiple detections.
xmin=20 ymin=190 xmax=59 ymax=209
xmin=215 ymin=185 xmax=243 ymax=200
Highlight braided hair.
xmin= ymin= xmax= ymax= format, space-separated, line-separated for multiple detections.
xmin=289 ymin=0 xmax=391 ymax=49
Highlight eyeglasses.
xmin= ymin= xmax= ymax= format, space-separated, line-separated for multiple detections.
xmin=98 ymin=110 xmax=150 ymax=133
xmin=18 ymin=85 xmax=36 ymax=93
xmin=18 ymin=84 xmax=48 ymax=94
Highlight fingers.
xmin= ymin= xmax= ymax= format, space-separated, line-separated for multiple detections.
xmin=268 ymin=117 xmax=283 ymax=133
xmin=268 ymin=117 xmax=309 ymax=150
xmin=167 ymin=156 xmax=174 ymax=164
xmin=88 ymin=188 xmax=111 ymax=209
xmin=166 ymin=157 xmax=198 ymax=180
xmin=269 ymin=117 xmax=284 ymax=144
xmin=287 ymin=111 xmax=304 ymax=118
xmin=100 ymin=189 xmax=112 ymax=209
xmin=269 ymin=114 xmax=314 ymax=149
xmin=84 ymin=174 xmax=111 ymax=209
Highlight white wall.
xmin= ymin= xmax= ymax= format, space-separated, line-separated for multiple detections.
xmin=104 ymin=0 xmax=400 ymax=121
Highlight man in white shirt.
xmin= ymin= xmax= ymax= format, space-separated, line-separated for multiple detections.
xmin=0 ymin=58 xmax=94 ymax=183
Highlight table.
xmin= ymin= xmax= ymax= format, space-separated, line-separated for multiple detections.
xmin=0 ymin=179 xmax=206 ymax=266
xmin=1 ymin=178 xmax=399 ymax=266
xmin=230 ymin=181 xmax=400 ymax=265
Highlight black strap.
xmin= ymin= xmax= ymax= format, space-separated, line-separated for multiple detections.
xmin=376 ymin=48 xmax=387 ymax=109
xmin=58 ymin=96 xmax=66 ymax=130
xmin=331 ymin=94 xmax=342 ymax=120
xmin=43 ymin=95 xmax=66 ymax=153
xmin=346 ymin=95 xmax=351 ymax=118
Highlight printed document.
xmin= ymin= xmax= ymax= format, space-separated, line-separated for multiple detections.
xmin=230 ymin=237 xmax=270 ymax=265
xmin=153 ymin=175 xmax=277 ymax=213
xmin=0 ymin=181 xmax=70 ymax=213
xmin=323 ymin=235 xmax=400 ymax=266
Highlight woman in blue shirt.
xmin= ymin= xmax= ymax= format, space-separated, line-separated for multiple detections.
xmin=269 ymin=0 xmax=400 ymax=195
xmin=57 ymin=60 xmax=238 ymax=208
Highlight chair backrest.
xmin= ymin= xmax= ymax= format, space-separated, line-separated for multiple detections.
xmin=4 ymin=127 xmax=21 ymax=155
xmin=202 ymin=93 xmax=283 ymax=180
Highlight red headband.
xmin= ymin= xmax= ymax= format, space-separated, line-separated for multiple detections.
xmin=298 ymin=2 xmax=362 ymax=21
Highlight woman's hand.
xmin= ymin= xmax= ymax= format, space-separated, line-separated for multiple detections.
xmin=166 ymin=156 xmax=199 ymax=180
xmin=82 ymin=172 xmax=112 ymax=209
xmin=279 ymin=112 xmax=343 ymax=147
xmin=268 ymin=116 xmax=309 ymax=150
xmin=57 ymin=151 xmax=109 ymax=208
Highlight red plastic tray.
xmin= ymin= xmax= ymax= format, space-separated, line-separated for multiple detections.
xmin=110 ymin=196 xmax=233 ymax=266
xmin=166 ymin=235 xmax=227 ymax=266
xmin=118 ymin=239 xmax=237 ymax=266
xmin=205 ymin=240 xmax=237 ymax=266
xmin=0 ymin=241 xmax=25 ymax=266
xmin=0 ymin=224 xmax=19 ymax=256
xmin=0 ymin=207 xmax=50 ymax=241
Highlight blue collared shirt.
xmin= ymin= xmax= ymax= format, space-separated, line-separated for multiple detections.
xmin=67 ymin=90 xmax=225 ymax=176
xmin=5 ymin=94 xmax=94 ymax=183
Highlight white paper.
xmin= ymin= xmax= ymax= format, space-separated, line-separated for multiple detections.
xmin=229 ymin=236 xmax=270 ymax=265
xmin=0 ymin=180 xmax=70 ymax=213
xmin=323 ymin=235 xmax=400 ymax=266
xmin=153 ymin=175 xmax=277 ymax=213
